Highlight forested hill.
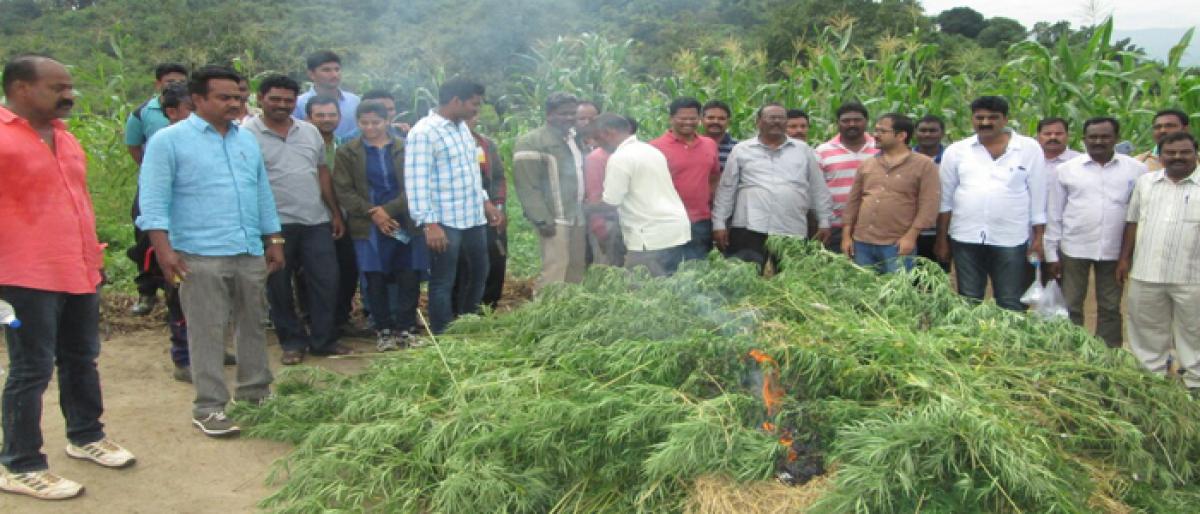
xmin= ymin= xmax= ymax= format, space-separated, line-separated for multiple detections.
xmin=1 ymin=0 xmax=1113 ymax=103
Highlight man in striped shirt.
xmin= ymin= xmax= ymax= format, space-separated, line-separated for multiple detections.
xmin=816 ymin=102 xmax=879 ymax=253
xmin=702 ymin=99 xmax=738 ymax=171
xmin=1118 ymin=132 xmax=1200 ymax=391
xmin=404 ymin=78 xmax=504 ymax=334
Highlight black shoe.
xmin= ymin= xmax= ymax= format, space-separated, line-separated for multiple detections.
xmin=172 ymin=365 xmax=192 ymax=383
xmin=130 ymin=295 xmax=157 ymax=316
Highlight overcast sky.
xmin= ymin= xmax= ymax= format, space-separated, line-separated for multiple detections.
xmin=920 ymin=0 xmax=1200 ymax=30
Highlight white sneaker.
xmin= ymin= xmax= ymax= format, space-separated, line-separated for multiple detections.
xmin=65 ymin=439 xmax=136 ymax=468
xmin=0 ymin=470 xmax=84 ymax=500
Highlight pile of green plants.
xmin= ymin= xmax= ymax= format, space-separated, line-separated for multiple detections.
xmin=237 ymin=239 xmax=1200 ymax=513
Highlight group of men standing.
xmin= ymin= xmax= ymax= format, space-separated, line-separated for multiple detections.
xmin=514 ymin=90 xmax=1200 ymax=406
xmin=1 ymin=48 xmax=1197 ymax=502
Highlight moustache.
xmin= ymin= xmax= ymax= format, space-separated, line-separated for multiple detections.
xmin=1046 ymin=139 xmax=1061 ymax=145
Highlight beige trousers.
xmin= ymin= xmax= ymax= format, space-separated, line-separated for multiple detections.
xmin=1125 ymin=279 xmax=1200 ymax=388
xmin=536 ymin=224 xmax=588 ymax=293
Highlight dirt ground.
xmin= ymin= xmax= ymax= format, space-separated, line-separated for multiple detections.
xmin=0 ymin=272 xmax=1107 ymax=513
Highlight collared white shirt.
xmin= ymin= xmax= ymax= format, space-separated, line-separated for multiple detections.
xmin=1126 ymin=167 xmax=1200 ymax=284
xmin=1043 ymin=148 xmax=1081 ymax=189
xmin=1046 ymin=153 xmax=1147 ymax=262
xmin=939 ymin=131 xmax=1048 ymax=247
xmin=602 ymin=136 xmax=690 ymax=251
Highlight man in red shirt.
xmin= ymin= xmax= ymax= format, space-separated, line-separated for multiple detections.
xmin=0 ymin=55 xmax=135 ymax=501
xmin=650 ymin=97 xmax=722 ymax=261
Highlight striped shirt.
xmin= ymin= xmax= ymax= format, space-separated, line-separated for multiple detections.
xmin=404 ymin=110 xmax=488 ymax=229
xmin=816 ymin=134 xmax=879 ymax=227
xmin=1126 ymin=167 xmax=1200 ymax=284
xmin=712 ymin=132 xmax=738 ymax=171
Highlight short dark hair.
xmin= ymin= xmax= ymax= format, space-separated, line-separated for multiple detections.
xmin=545 ymin=92 xmax=579 ymax=114
xmin=154 ymin=63 xmax=188 ymax=80
xmin=363 ymin=89 xmax=395 ymax=102
xmin=1154 ymin=109 xmax=1190 ymax=127
xmin=702 ymin=99 xmax=732 ymax=118
xmin=879 ymin=113 xmax=915 ymax=145
xmin=1159 ymin=131 xmax=1198 ymax=150
xmin=305 ymin=95 xmax=340 ymax=117
xmin=918 ymin=114 xmax=945 ymax=131
xmin=668 ymin=97 xmax=702 ymax=116
xmin=257 ymin=74 xmax=300 ymax=96
xmin=355 ymin=101 xmax=390 ymax=120
xmin=756 ymin=102 xmax=785 ymax=120
xmin=188 ymin=65 xmax=243 ymax=97
xmin=835 ymin=101 xmax=868 ymax=120
xmin=1036 ymin=117 xmax=1070 ymax=133
xmin=305 ymin=50 xmax=341 ymax=71
xmin=160 ymin=82 xmax=190 ymax=110
xmin=592 ymin=112 xmax=631 ymax=133
xmin=786 ymin=109 xmax=809 ymax=120
xmin=628 ymin=116 xmax=639 ymax=135
xmin=970 ymin=96 xmax=1009 ymax=116
xmin=1083 ymin=116 xmax=1120 ymax=137
xmin=438 ymin=77 xmax=484 ymax=106
xmin=3 ymin=54 xmax=53 ymax=94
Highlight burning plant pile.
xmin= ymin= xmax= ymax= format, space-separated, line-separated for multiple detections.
xmin=236 ymin=239 xmax=1200 ymax=513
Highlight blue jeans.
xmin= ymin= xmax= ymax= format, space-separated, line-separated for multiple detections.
xmin=681 ymin=220 xmax=714 ymax=261
xmin=428 ymin=225 xmax=489 ymax=334
xmin=1 ymin=286 xmax=105 ymax=473
xmin=364 ymin=271 xmax=420 ymax=332
xmin=852 ymin=241 xmax=913 ymax=274
xmin=951 ymin=240 xmax=1028 ymax=311
xmin=624 ymin=244 xmax=685 ymax=277
xmin=267 ymin=223 xmax=340 ymax=353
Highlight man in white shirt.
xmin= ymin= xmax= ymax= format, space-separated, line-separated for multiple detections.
xmin=1118 ymin=132 xmax=1200 ymax=391
xmin=1037 ymin=117 xmax=1082 ymax=186
xmin=1046 ymin=117 xmax=1147 ymax=347
xmin=935 ymin=96 xmax=1047 ymax=311
xmin=592 ymin=113 xmax=690 ymax=277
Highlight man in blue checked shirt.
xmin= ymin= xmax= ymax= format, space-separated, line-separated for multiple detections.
xmin=404 ymin=78 xmax=504 ymax=334
xmin=137 ymin=65 xmax=284 ymax=438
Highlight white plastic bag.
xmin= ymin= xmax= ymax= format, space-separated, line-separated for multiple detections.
xmin=1020 ymin=263 xmax=1043 ymax=306
xmin=1035 ymin=280 xmax=1069 ymax=319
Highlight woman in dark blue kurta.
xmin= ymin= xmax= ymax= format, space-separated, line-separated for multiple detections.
xmin=332 ymin=103 xmax=428 ymax=351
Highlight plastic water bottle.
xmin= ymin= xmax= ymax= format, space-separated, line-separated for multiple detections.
xmin=392 ymin=229 xmax=411 ymax=244
xmin=0 ymin=299 xmax=19 ymax=329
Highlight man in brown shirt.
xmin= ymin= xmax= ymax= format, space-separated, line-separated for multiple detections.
xmin=841 ymin=113 xmax=940 ymax=273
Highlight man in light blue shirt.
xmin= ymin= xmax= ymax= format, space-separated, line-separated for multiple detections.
xmin=405 ymin=78 xmax=503 ymax=334
xmin=136 ymin=65 xmax=284 ymax=438
xmin=292 ymin=51 xmax=360 ymax=139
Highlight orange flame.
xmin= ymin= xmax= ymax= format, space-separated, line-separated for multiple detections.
xmin=749 ymin=349 xmax=797 ymax=462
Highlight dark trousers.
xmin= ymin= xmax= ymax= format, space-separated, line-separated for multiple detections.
xmin=916 ymin=233 xmax=951 ymax=272
xmin=681 ymin=220 xmax=714 ymax=261
xmin=166 ymin=285 xmax=188 ymax=366
xmin=429 ymin=225 xmax=488 ymax=334
xmin=333 ymin=233 xmax=359 ymax=328
xmin=363 ymin=271 xmax=420 ymax=332
xmin=266 ymin=223 xmax=339 ymax=353
xmin=128 ymin=189 xmax=163 ymax=298
xmin=0 ymin=286 xmax=105 ymax=473
xmin=1060 ymin=254 xmax=1123 ymax=347
xmin=726 ymin=227 xmax=772 ymax=272
xmin=454 ymin=225 xmax=506 ymax=312
xmin=824 ymin=227 xmax=845 ymax=254
xmin=952 ymin=240 xmax=1029 ymax=311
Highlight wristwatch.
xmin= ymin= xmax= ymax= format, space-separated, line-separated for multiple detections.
xmin=268 ymin=237 xmax=286 ymax=246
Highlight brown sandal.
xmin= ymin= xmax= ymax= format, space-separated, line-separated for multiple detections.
xmin=280 ymin=350 xmax=305 ymax=366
